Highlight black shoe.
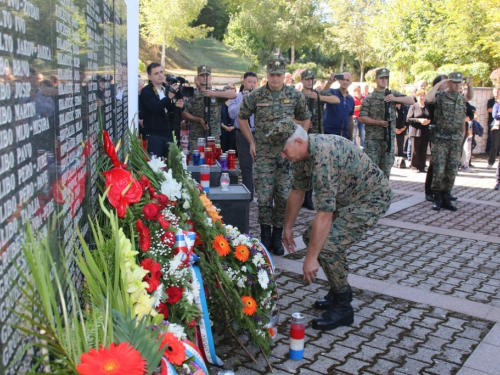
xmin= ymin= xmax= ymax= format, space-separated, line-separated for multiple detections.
xmin=432 ymin=192 xmax=442 ymax=211
xmin=495 ymin=184 xmax=500 ymax=191
xmin=441 ymin=191 xmax=457 ymax=211
xmin=411 ymin=167 xmax=420 ymax=173
xmin=419 ymin=168 xmax=427 ymax=173
xmin=302 ymin=190 xmax=315 ymax=210
xmin=260 ymin=225 xmax=272 ymax=251
xmin=314 ymin=286 xmax=353 ymax=310
xmin=312 ymin=288 xmax=354 ymax=330
xmin=449 ymin=195 xmax=458 ymax=201
xmin=425 ymin=194 xmax=434 ymax=202
xmin=271 ymin=227 xmax=284 ymax=256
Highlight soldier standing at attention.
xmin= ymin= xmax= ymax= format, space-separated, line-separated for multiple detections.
xmin=273 ymin=119 xmax=391 ymax=330
xmin=300 ymin=69 xmax=340 ymax=210
xmin=182 ymin=65 xmax=237 ymax=151
xmin=237 ymin=57 xmax=311 ymax=256
xmin=425 ymin=72 xmax=474 ymax=211
xmin=359 ymin=68 xmax=415 ymax=178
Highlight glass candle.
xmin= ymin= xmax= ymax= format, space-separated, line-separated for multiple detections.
xmin=192 ymin=150 xmax=200 ymax=166
xmin=227 ymin=149 xmax=236 ymax=170
xmin=289 ymin=312 xmax=305 ymax=360
xmin=197 ymin=137 xmax=206 ymax=164
xmin=220 ymin=173 xmax=230 ymax=191
xmin=207 ymin=136 xmax=216 ymax=151
xmin=219 ymin=153 xmax=227 ymax=171
xmin=215 ymin=144 xmax=222 ymax=160
xmin=205 ymin=147 xmax=214 ymax=166
xmin=200 ymin=164 xmax=210 ymax=193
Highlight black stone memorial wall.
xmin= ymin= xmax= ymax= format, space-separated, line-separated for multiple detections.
xmin=0 ymin=0 xmax=128 ymax=372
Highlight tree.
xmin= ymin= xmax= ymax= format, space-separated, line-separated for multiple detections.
xmin=192 ymin=0 xmax=233 ymax=41
xmin=139 ymin=0 xmax=212 ymax=67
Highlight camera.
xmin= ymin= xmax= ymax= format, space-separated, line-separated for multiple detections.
xmin=334 ymin=74 xmax=344 ymax=80
xmin=165 ymin=74 xmax=194 ymax=99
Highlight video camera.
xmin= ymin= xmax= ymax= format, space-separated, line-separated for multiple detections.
xmin=165 ymin=74 xmax=194 ymax=99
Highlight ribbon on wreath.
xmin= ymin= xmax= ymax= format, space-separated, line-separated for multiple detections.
xmin=255 ymin=240 xmax=275 ymax=273
xmin=191 ymin=265 xmax=224 ymax=366
xmin=160 ymin=340 xmax=209 ymax=375
xmin=174 ymin=229 xmax=198 ymax=267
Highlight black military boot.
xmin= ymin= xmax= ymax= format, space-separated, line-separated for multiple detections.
xmin=449 ymin=193 xmax=458 ymax=201
xmin=271 ymin=227 xmax=284 ymax=256
xmin=312 ymin=288 xmax=354 ymax=330
xmin=260 ymin=225 xmax=272 ymax=251
xmin=441 ymin=191 xmax=457 ymax=211
xmin=432 ymin=191 xmax=442 ymax=211
xmin=314 ymin=286 xmax=353 ymax=310
xmin=302 ymin=190 xmax=315 ymax=210
xmin=425 ymin=190 xmax=434 ymax=202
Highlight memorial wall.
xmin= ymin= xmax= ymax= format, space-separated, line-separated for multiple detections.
xmin=0 ymin=0 xmax=128 ymax=372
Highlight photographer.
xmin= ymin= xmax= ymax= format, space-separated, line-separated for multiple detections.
xmin=139 ymin=62 xmax=184 ymax=158
xmin=166 ymin=74 xmax=192 ymax=144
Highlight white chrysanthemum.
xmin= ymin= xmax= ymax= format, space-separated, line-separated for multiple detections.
xmin=237 ymin=277 xmax=245 ymax=288
xmin=168 ymin=253 xmax=184 ymax=273
xmin=152 ymin=286 xmax=165 ymax=308
xmin=167 ymin=323 xmax=187 ymax=340
xmin=252 ymin=253 xmax=264 ymax=266
xmin=241 ymin=266 xmax=247 ymax=273
xmin=191 ymin=277 xmax=201 ymax=299
xmin=183 ymin=288 xmax=195 ymax=303
xmin=161 ymin=169 xmax=182 ymax=201
xmin=148 ymin=156 xmax=166 ymax=173
xmin=258 ymin=269 xmax=269 ymax=289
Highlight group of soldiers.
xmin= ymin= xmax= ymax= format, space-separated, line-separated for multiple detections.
xmin=146 ymin=57 xmax=472 ymax=331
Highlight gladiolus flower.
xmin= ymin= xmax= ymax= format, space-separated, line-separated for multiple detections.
xmin=234 ymin=245 xmax=250 ymax=262
xmin=140 ymin=258 xmax=162 ymax=293
xmin=158 ymin=332 xmax=186 ymax=366
xmin=76 ymin=342 xmax=146 ymax=375
xmin=242 ymin=296 xmax=257 ymax=316
xmin=103 ymin=168 xmax=143 ymax=218
xmin=212 ymin=234 xmax=230 ymax=257
xmin=166 ymin=286 xmax=183 ymax=304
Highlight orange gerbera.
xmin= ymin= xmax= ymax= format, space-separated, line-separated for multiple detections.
xmin=212 ymin=234 xmax=230 ymax=257
xmin=241 ymin=296 xmax=257 ymax=316
xmin=159 ymin=332 xmax=186 ymax=366
xmin=234 ymin=245 xmax=249 ymax=262
xmin=76 ymin=342 xmax=146 ymax=375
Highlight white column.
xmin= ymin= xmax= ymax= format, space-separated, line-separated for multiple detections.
xmin=125 ymin=0 xmax=139 ymax=130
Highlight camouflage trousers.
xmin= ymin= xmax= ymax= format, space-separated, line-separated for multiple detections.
xmin=255 ymin=154 xmax=292 ymax=227
xmin=188 ymin=123 xmax=221 ymax=153
xmin=430 ymin=138 xmax=462 ymax=192
xmin=303 ymin=189 xmax=392 ymax=292
xmin=364 ymin=139 xmax=395 ymax=179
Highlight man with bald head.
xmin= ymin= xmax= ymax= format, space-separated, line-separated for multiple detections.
xmin=323 ymin=72 xmax=355 ymax=140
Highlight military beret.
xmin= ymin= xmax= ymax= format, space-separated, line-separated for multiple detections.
xmin=267 ymin=57 xmax=286 ymax=74
xmin=197 ymin=65 xmax=211 ymax=75
xmin=449 ymin=72 xmax=463 ymax=82
xmin=301 ymin=69 xmax=315 ymax=80
xmin=266 ymin=117 xmax=298 ymax=155
xmin=376 ymin=68 xmax=390 ymax=78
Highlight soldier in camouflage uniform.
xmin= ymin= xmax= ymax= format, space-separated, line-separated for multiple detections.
xmin=269 ymin=119 xmax=391 ymax=330
xmin=300 ymin=69 xmax=339 ymax=210
xmin=237 ymin=57 xmax=311 ymax=256
xmin=359 ymin=68 xmax=415 ymax=178
xmin=426 ymin=72 xmax=474 ymax=211
xmin=182 ymin=65 xmax=237 ymax=151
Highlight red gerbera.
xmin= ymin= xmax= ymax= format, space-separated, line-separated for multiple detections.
xmin=136 ymin=219 xmax=151 ymax=251
xmin=158 ymin=332 xmax=186 ymax=366
xmin=103 ymin=168 xmax=143 ymax=218
xmin=143 ymin=203 xmax=161 ymax=221
xmin=212 ymin=234 xmax=230 ymax=257
xmin=140 ymin=258 xmax=162 ymax=293
xmin=76 ymin=342 xmax=146 ymax=375
xmin=166 ymin=286 xmax=183 ymax=304
xmin=103 ymin=131 xmax=127 ymax=169
xmin=158 ymin=217 xmax=171 ymax=230
xmin=157 ymin=302 xmax=169 ymax=319
xmin=161 ymin=231 xmax=175 ymax=247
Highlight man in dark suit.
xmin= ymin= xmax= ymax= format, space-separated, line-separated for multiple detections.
xmin=139 ymin=62 xmax=184 ymax=157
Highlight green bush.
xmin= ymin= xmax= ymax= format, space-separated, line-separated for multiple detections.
xmin=138 ymin=59 xmax=146 ymax=73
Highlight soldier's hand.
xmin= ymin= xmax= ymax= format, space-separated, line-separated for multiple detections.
xmin=303 ymin=255 xmax=319 ymax=284
xmin=202 ymin=90 xmax=214 ymax=98
xmin=378 ymin=120 xmax=389 ymax=127
xmin=328 ymin=73 xmax=336 ymax=83
xmin=384 ymin=94 xmax=397 ymax=102
xmin=282 ymin=228 xmax=296 ymax=253
xmin=439 ymin=79 xmax=451 ymax=89
xmin=199 ymin=118 xmax=208 ymax=130
xmin=250 ymin=143 xmax=256 ymax=163
xmin=308 ymin=91 xmax=318 ymax=100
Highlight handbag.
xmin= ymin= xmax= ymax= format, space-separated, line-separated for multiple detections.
xmin=492 ymin=119 xmax=500 ymax=131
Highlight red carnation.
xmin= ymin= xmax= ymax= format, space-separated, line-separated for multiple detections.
xmin=155 ymin=194 xmax=169 ymax=209
xmin=161 ymin=231 xmax=176 ymax=247
xmin=136 ymin=219 xmax=151 ymax=251
xmin=188 ymin=319 xmax=196 ymax=329
xmin=140 ymin=258 xmax=162 ymax=293
xmin=149 ymin=186 xmax=157 ymax=198
xmin=158 ymin=217 xmax=171 ymax=230
xmin=166 ymin=286 xmax=183 ymax=304
xmin=157 ymin=302 xmax=169 ymax=319
xmin=138 ymin=175 xmax=151 ymax=191
xmin=143 ymin=203 xmax=161 ymax=221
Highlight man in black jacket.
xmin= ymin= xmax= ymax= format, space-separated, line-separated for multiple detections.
xmin=139 ymin=62 xmax=184 ymax=157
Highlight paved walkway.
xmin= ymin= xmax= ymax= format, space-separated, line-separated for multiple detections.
xmin=213 ymin=156 xmax=500 ymax=374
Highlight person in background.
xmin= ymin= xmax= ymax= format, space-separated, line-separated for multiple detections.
xmin=487 ymin=89 xmax=500 ymax=169
xmin=395 ymin=103 xmax=408 ymax=158
xmin=486 ymin=88 xmax=498 ymax=154
xmin=352 ymin=85 xmax=365 ymax=148
xmin=285 ymin=72 xmax=295 ymax=88
xmin=407 ymin=89 xmax=431 ymax=172
xmin=260 ymin=77 xmax=268 ymax=87
xmin=491 ymin=98 xmax=500 ymax=187
xmin=314 ymin=80 xmax=324 ymax=91
xmin=220 ymin=84 xmax=237 ymax=152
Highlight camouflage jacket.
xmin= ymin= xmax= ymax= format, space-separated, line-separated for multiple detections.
xmin=184 ymin=88 xmax=226 ymax=138
xmin=238 ymin=84 xmax=311 ymax=153
xmin=359 ymin=89 xmax=405 ymax=140
xmin=303 ymin=89 xmax=331 ymax=134
xmin=292 ymin=134 xmax=391 ymax=212
xmin=429 ymin=91 xmax=466 ymax=141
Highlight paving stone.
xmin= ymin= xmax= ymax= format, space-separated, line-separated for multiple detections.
xmin=397 ymin=358 xmax=431 ymax=374
xmin=335 ymin=357 xmax=371 ymax=375
xmin=303 ymin=354 xmax=340 ymax=373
